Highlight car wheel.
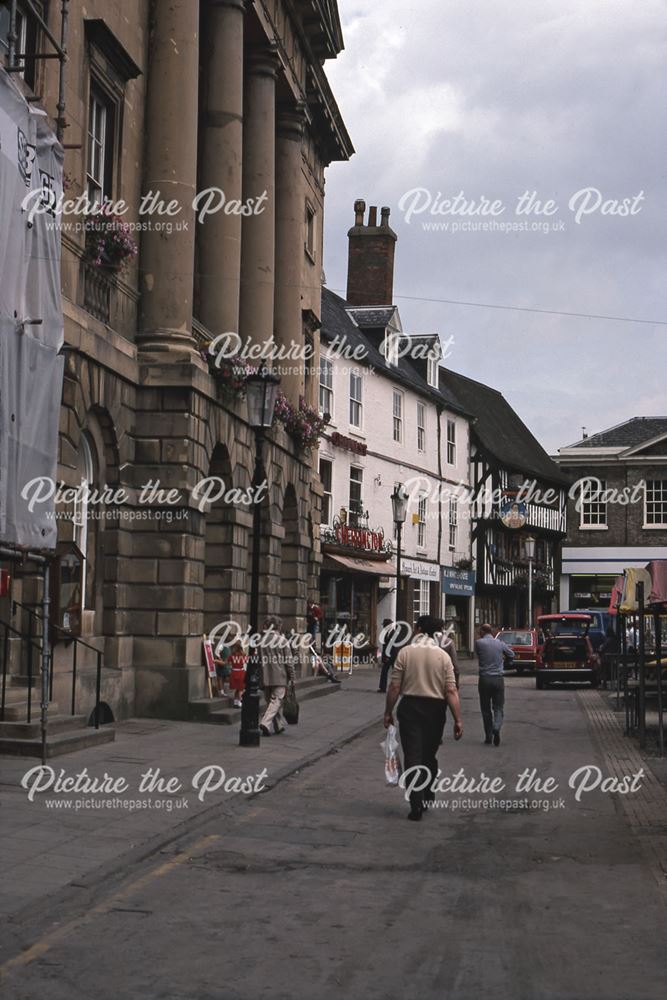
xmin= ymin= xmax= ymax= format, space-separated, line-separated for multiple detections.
xmin=591 ymin=675 xmax=600 ymax=688
xmin=516 ymin=667 xmax=524 ymax=675
xmin=536 ymin=676 xmax=544 ymax=690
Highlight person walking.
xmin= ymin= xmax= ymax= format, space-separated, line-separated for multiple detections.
xmin=228 ymin=640 xmax=247 ymax=708
xmin=378 ymin=618 xmax=400 ymax=693
xmin=384 ymin=615 xmax=463 ymax=821
xmin=435 ymin=621 xmax=461 ymax=689
xmin=259 ymin=616 xmax=295 ymax=736
xmin=474 ymin=623 xmax=514 ymax=746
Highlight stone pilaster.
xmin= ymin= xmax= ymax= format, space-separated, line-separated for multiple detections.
xmin=275 ymin=104 xmax=308 ymax=402
xmin=139 ymin=0 xmax=199 ymax=352
xmin=239 ymin=47 xmax=280 ymax=352
xmin=198 ymin=0 xmax=246 ymax=337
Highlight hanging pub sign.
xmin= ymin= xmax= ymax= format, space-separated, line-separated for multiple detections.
xmin=499 ymin=498 xmax=528 ymax=529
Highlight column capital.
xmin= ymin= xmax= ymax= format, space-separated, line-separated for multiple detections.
xmin=277 ymin=101 xmax=309 ymax=141
xmin=246 ymin=44 xmax=281 ymax=79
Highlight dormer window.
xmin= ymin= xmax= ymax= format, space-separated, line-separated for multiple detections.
xmin=383 ymin=330 xmax=399 ymax=366
xmin=427 ymin=353 xmax=439 ymax=388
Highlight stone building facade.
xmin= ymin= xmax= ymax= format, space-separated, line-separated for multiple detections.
xmin=3 ymin=0 xmax=352 ymax=720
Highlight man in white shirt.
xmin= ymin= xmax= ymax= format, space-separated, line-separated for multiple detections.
xmin=384 ymin=615 xmax=463 ymax=821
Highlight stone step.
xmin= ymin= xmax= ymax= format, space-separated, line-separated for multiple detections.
xmin=0 ymin=714 xmax=87 ymax=740
xmin=1 ymin=697 xmax=61 ymax=722
xmin=0 ymin=725 xmax=115 ymax=758
xmin=189 ymin=675 xmax=341 ymax=725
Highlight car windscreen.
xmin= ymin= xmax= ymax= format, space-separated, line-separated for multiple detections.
xmin=498 ymin=632 xmax=533 ymax=645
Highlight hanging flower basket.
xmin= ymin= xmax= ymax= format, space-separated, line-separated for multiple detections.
xmin=85 ymin=209 xmax=138 ymax=272
xmin=274 ymin=393 xmax=329 ymax=450
xmin=200 ymin=351 xmax=257 ymax=399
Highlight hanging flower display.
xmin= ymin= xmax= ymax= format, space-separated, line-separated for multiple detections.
xmin=274 ymin=393 xmax=330 ymax=449
xmin=201 ymin=352 xmax=257 ymax=398
xmin=85 ymin=209 xmax=138 ymax=271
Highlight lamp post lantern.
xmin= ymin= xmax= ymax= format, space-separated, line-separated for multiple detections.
xmin=391 ymin=485 xmax=409 ymax=621
xmin=240 ymin=366 xmax=280 ymax=748
xmin=525 ymin=535 xmax=536 ymax=629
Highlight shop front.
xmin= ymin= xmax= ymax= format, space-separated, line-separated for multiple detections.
xmin=441 ymin=566 xmax=475 ymax=654
xmin=400 ymin=558 xmax=440 ymax=631
xmin=320 ymin=513 xmax=394 ymax=657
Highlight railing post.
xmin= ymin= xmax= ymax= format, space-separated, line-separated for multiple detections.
xmin=71 ymin=641 xmax=77 ymax=716
xmin=40 ymin=564 xmax=51 ymax=766
xmin=1 ymin=623 xmax=8 ymax=721
xmin=95 ymin=650 xmax=101 ymax=729
xmin=26 ymin=627 xmax=33 ymax=725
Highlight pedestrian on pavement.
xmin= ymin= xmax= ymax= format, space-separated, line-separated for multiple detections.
xmin=474 ymin=623 xmax=514 ymax=746
xmin=259 ymin=616 xmax=296 ymax=736
xmin=307 ymin=602 xmax=323 ymax=647
xmin=307 ymin=634 xmax=341 ymax=684
xmin=384 ymin=614 xmax=463 ymax=821
xmin=228 ymin=640 xmax=247 ymax=708
xmin=434 ymin=620 xmax=461 ymax=689
xmin=378 ymin=618 xmax=400 ymax=693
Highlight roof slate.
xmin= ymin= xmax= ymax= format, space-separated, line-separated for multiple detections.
xmin=567 ymin=417 xmax=667 ymax=449
xmin=438 ymin=369 xmax=569 ymax=486
xmin=321 ymin=288 xmax=465 ymax=413
xmin=322 ymin=288 xmax=566 ymax=485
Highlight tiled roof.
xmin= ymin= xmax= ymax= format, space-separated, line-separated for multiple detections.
xmin=321 ymin=288 xmax=466 ymax=414
xmin=567 ymin=417 xmax=667 ymax=449
xmin=439 ymin=369 xmax=569 ymax=486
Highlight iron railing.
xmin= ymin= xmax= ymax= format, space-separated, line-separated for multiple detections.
xmin=5 ymin=600 xmax=105 ymax=728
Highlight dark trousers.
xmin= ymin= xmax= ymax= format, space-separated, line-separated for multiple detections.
xmin=378 ymin=658 xmax=392 ymax=692
xmin=397 ymin=696 xmax=447 ymax=814
xmin=478 ymin=675 xmax=505 ymax=738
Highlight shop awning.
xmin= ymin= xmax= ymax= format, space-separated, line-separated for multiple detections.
xmin=646 ymin=560 xmax=667 ymax=608
xmin=323 ymin=554 xmax=395 ymax=578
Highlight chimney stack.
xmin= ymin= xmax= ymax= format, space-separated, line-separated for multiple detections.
xmin=346 ymin=199 xmax=398 ymax=306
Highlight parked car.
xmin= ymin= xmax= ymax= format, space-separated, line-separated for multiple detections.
xmin=536 ymin=614 xmax=601 ymax=689
xmin=495 ymin=628 xmax=545 ymax=673
xmin=561 ymin=609 xmax=613 ymax=652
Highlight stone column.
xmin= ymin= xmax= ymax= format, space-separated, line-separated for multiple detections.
xmin=139 ymin=0 xmax=199 ymax=351
xmin=274 ymin=104 xmax=307 ymax=402
xmin=198 ymin=0 xmax=245 ymax=338
xmin=239 ymin=47 xmax=280 ymax=353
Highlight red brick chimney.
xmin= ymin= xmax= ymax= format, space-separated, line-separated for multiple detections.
xmin=346 ymin=199 xmax=398 ymax=306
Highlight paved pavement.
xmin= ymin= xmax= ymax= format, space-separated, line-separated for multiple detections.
xmin=2 ymin=660 xmax=667 ymax=999
xmin=0 ymin=670 xmax=382 ymax=919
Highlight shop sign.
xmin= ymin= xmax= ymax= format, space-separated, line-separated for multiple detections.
xmin=334 ymin=522 xmax=385 ymax=552
xmin=330 ymin=431 xmax=367 ymax=455
xmin=441 ymin=566 xmax=476 ymax=595
xmin=402 ymin=559 xmax=439 ymax=581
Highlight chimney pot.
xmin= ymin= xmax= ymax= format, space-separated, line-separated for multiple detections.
xmin=354 ymin=199 xmax=366 ymax=226
xmin=381 ymin=206 xmax=390 ymax=226
xmin=368 ymin=205 xmax=378 ymax=227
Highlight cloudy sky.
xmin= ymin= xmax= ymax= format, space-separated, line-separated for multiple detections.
xmin=322 ymin=0 xmax=667 ymax=454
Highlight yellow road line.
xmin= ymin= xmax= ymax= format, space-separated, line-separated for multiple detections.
xmin=0 ymin=833 xmax=222 ymax=978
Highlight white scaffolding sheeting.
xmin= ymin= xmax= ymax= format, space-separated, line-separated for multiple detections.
xmin=0 ymin=67 xmax=64 ymax=549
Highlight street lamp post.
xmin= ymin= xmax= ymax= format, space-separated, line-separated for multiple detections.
xmin=391 ymin=486 xmax=409 ymax=621
xmin=525 ymin=535 xmax=536 ymax=629
xmin=240 ymin=366 xmax=280 ymax=748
